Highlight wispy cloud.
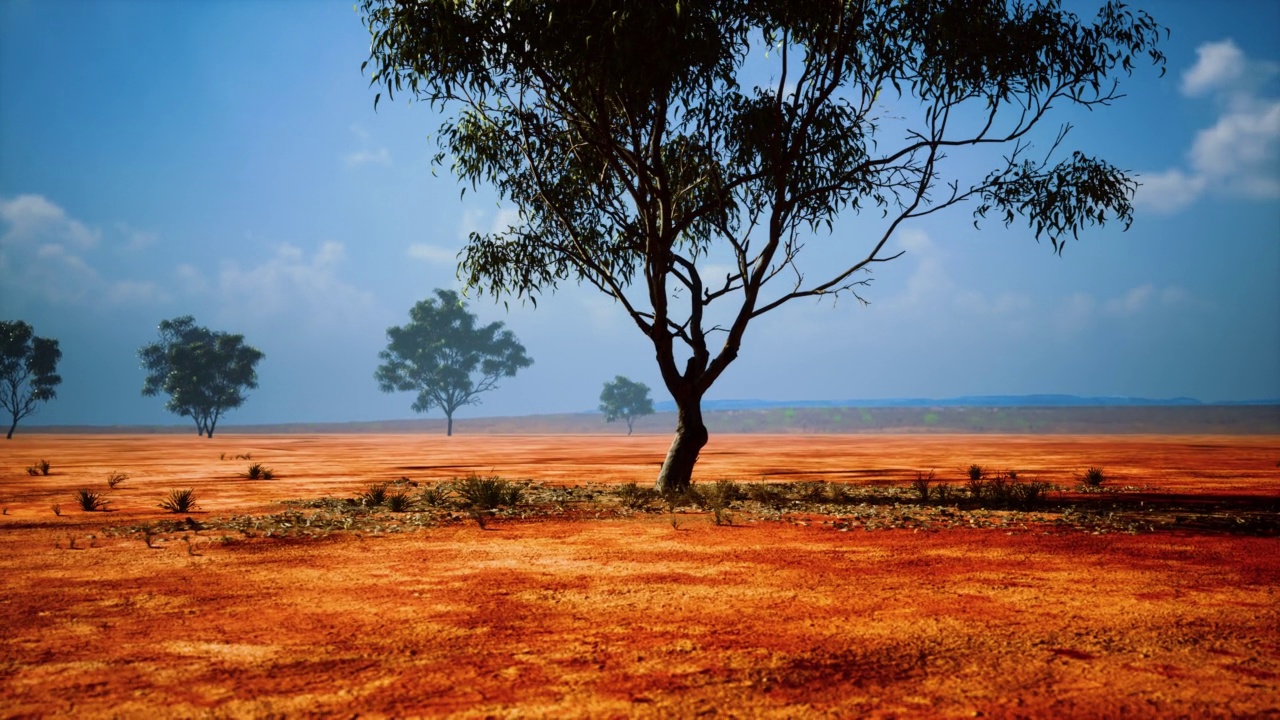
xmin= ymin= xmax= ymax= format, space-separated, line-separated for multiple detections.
xmin=0 ymin=193 xmax=99 ymax=249
xmin=344 ymin=147 xmax=391 ymax=167
xmin=343 ymin=124 xmax=391 ymax=168
xmin=0 ymin=194 xmax=165 ymax=308
xmin=1137 ymin=39 xmax=1280 ymax=213
xmin=212 ymin=242 xmax=377 ymax=333
xmin=407 ymin=243 xmax=459 ymax=265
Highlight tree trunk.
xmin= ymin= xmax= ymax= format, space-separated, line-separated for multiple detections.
xmin=655 ymin=397 xmax=708 ymax=493
xmin=6 ymin=416 xmax=16 ymax=440
xmin=446 ymin=412 xmax=453 ymax=437
xmin=626 ymin=417 xmax=634 ymax=436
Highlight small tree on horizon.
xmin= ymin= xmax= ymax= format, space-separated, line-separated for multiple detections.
xmin=138 ymin=316 xmax=265 ymax=438
xmin=600 ymin=376 xmax=655 ymax=435
xmin=1 ymin=321 xmax=63 ymax=440
xmin=376 ymin=288 xmax=533 ymax=436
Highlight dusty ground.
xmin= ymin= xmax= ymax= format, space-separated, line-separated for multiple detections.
xmin=1 ymin=433 xmax=1278 ymax=718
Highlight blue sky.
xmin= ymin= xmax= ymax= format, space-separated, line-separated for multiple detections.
xmin=1 ymin=0 xmax=1277 ymax=427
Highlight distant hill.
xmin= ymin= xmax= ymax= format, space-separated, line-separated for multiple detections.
xmin=653 ymin=394 xmax=1278 ymax=412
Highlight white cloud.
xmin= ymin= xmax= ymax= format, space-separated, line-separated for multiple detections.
xmin=1140 ymin=40 xmax=1280 ymax=213
xmin=344 ymin=148 xmax=391 ymax=167
xmin=1189 ymin=100 xmax=1280 ymax=197
xmin=459 ymin=206 xmax=522 ymax=241
xmin=1182 ymin=40 xmax=1247 ymax=97
xmin=1103 ymin=283 xmax=1154 ymax=317
xmin=0 ymin=194 xmax=99 ymax=249
xmin=407 ymin=243 xmax=459 ymax=265
xmin=106 ymin=280 xmax=170 ymax=305
xmin=214 ymin=242 xmax=377 ymax=333
xmin=1134 ymin=169 xmax=1208 ymax=213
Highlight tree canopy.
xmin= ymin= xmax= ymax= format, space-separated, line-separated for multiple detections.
xmin=600 ymin=376 xmax=656 ymax=435
xmin=376 ymin=288 xmax=533 ymax=436
xmin=361 ymin=0 xmax=1165 ymax=490
xmin=138 ymin=316 xmax=265 ymax=438
xmin=0 ymin=320 xmax=62 ymax=440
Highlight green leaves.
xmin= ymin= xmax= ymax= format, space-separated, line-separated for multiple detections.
xmin=1 ymin=320 xmax=63 ymax=438
xmin=376 ymin=289 xmax=533 ymax=434
xmin=599 ymin=375 xmax=655 ymax=434
xmin=137 ymin=316 xmax=265 ymax=437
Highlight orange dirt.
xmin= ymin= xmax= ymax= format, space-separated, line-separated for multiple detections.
xmin=2 ymin=433 xmax=1278 ymax=718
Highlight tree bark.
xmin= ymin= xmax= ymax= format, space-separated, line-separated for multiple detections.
xmin=655 ymin=397 xmax=707 ymax=493
xmin=446 ymin=412 xmax=454 ymax=437
xmin=6 ymin=416 xmax=16 ymax=440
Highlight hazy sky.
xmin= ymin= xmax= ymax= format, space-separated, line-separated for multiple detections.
xmin=1 ymin=0 xmax=1278 ymax=427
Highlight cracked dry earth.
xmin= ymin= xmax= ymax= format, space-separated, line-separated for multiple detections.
xmin=1 ymin=433 xmax=1278 ymax=718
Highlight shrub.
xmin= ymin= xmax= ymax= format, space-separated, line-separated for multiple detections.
xmin=966 ymin=464 xmax=986 ymax=498
xmin=705 ymin=479 xmax=742 ymax=508
xmin=911 ymin=471 xmax=934 ymax=502
xmin=747 ymin=483 xmax=787 ymax=511
xmin=418 ymin=484 xmax=451 ymax=507
xmin=243 ymin=462 xmax=274 ymax=480
xmin=28 ymin=459 xmax=51 ymax=476
xmin=106 ymin=472 xmax=128 ymax=490
xmin=616 ymin=481 xmax=659 ymax=510
xmin=385 ymin=490 xmax=415 ymax=513
xmin=797 ymin=481 xmax=827 ymax=503
xmin=934 ymin=483 xmax=955 ymax=503
xmin=826 ymin=483 xmax=851 ymax=504
xmin=74 ymin=488 xmax=109 ymax=512
xmin=51 ymin=503 xmax=61 ymax=517
xmin=159 ymin=489 xmax=198 ymax=513
xmin=1081 ymin=467 xmax=1107 ymax=488
xmin=1010 ymin=480 xmax=1053 ymax=509
xmin=454 ymin=474 xmax=522 ymax=510
xmin=986 ymin=472 xmax=1011 ymax=501
xmin=359 ymin=482 xmax=390 ymax=506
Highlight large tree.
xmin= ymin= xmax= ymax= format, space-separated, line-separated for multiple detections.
xmin=0 ymin=321 xmax=62 ymax=440
xmin=600 ymin=376 xmax=655 ymax=435
xmin=376 ymin=288 xmax=533 ymax=436
xmin=139 ymin=316 xmax=265 ymax=438
xmin=361 ymin=0 xmax=1165 ymax=491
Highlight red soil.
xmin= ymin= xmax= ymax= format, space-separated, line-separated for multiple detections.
xmin=1 ymin=433 xmax=1277 ymax=718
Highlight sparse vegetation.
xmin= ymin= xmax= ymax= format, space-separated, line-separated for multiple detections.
xmin=159 ymin=489 xmax=198 ymax=514
xmin=1081 ymin=467 xmax=1108 ymax=489
xmin=912 ymin=471 xmax=934 ymax=502
xmin=454 ymin=474 xmax=523 ymax=510
xmin=615 ymin=482 xmax=659 ymax=511
xmin=243 ymin=462 xmax=274 ymax=480
xmin=418 ymin=484 xmax=451 ymax=508
xmin=50 ymin=503 xmax=61 ymax=517
xmin=28 ymin=459 xmax=51 ymax=476
xmin=359 ymin=482 xmax=390 ymax=507
xmin=385 ymin=490 xmax=414 ymax=513
xmin=107 ymin=472 xmax=128 ymax=489
xmin=74 ymin=488 xmax=109 ymax=512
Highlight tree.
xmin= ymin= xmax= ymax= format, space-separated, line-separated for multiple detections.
xmin=362 ymin=0 xmax=1165 ymax=491
xmin=0 ymin=321 xmax=62 ymax=440
xmin=376 ymin=288 xmax=533 ymax=436
xmin=138 ymin=316 xmax=265 ymax=438
xmin=600 ymin=376 xmax=655 ymax=435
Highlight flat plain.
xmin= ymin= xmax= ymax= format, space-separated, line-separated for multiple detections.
xmin=1 ymin=433 xmax=1278 ymax=718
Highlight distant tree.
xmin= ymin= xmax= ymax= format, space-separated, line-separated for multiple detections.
xmin=138 ymin=316 xmax=265 ymax=438
xmin=362 ymin=0 xmax=1166 ymax=491
xmin=376 ymin=289 xmax=533 ymax=436
xmin=599 ymin=376 xmax=655 ymax=435
xmin=0 ymin=321 xmax=63 ymax=440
